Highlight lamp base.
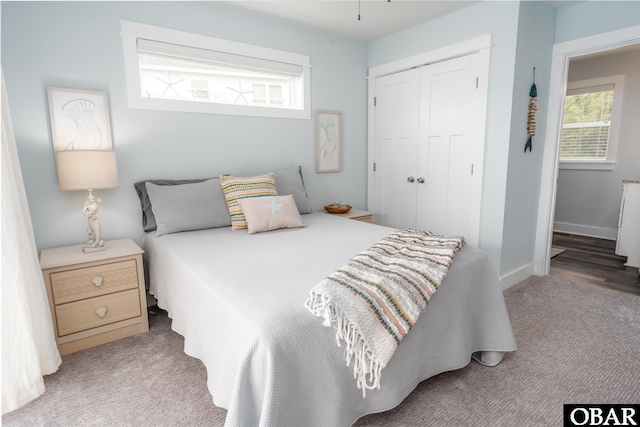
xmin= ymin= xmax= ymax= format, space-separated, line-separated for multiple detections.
xmin=82 ymin=189 xmax=106 ymax=253
xmin=83 ymin=245 xmax=106 ymax=253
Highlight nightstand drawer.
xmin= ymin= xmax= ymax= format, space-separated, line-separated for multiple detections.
xmin=353 ymin=215 xmax=373 ymax=223
xmin=55 ymin=289 xmax=142 ymax=336
xmin=50 ymin=260 xmax=138 ymax=305
xmin=328 ymin=209 xmax=374 ymax=223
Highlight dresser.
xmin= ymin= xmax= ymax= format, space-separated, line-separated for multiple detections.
xmin=615 ymin=179 xmax=640 ymax=269
xmin=40 ymin=238 xmax=149 ymax=355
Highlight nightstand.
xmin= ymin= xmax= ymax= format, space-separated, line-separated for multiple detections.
xmin=40 ymin=238 xmax=149 ymax=355
xmin=331 ymin=209 xmax=374 ymax=223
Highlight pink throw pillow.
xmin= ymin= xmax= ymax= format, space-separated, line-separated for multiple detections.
xmin=237 ymin=195 xmax=305 ymax=234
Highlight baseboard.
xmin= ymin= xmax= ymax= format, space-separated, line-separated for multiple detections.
xmin=499 ymin=262 xmax=534 ymax=291
xmin=553 ymin=222 xmax=617 ymax=241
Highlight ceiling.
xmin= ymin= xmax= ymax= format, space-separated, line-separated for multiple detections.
xmin=218 ymin=1 xmax=584 ymax=42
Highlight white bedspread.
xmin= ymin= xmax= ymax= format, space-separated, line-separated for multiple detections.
xmin=145 ymin=213 xmax=516 ymax=427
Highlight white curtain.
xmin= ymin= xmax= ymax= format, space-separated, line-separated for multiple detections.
xmin=1 ymin=71 xmax=61 ymax=414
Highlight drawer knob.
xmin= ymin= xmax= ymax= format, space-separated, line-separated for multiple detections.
xmin=91 ymin=275 xmax=104 ymax=287
xmin=95 ymin=306 xmax=108 ymax=318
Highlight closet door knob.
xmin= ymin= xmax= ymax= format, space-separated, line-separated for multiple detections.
xmin=417 ymin=177 xmax=425 ymax=184
xmin=407 ymin=176 xmax=415 ymax=183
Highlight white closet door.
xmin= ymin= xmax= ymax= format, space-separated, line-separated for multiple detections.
xmin=374 ymin=68 xmax=420 ymax=228
xmin=416 ymin=54 xmax=481 ymax=246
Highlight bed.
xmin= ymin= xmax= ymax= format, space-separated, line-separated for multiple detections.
xmin=137 ymin=168 xmax=517 ymax=427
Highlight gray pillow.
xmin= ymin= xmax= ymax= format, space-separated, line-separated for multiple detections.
xmin=273 ymin=166 xmax=312 ymax=214
xmin=135 ymin=178 xmax=208 ymax=231
xmin=135 ymin=166 xmax=312 ymax=231
xmin=145 ymin=179 xmax=231 ymax=236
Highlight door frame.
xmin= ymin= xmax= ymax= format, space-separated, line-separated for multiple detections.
xmin=367 ymin=34 xmax=492 ymax=246
xmin=533 ymin=25 xmax=640 ymax=276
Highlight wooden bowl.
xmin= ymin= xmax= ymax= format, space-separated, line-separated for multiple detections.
xmin=324 ymin=204 xmax=352 ymax=214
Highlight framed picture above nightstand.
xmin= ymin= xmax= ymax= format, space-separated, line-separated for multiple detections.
xmin=39 ymin=238 xmax=149 ymax=355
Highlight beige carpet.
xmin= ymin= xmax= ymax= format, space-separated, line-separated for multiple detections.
xmin=550 ymin=246 xmax=566 ymax=258
xmin=4 ymin=275 xmax=640 ymax=427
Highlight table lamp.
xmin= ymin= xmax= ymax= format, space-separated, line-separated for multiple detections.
xmin=55 ymin=150 xmax=119 ymax=253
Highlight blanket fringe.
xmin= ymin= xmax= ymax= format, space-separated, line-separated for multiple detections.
xmin=305 ymin=293 xmax=383 ymax=397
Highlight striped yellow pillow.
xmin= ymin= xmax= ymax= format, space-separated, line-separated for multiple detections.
xmin=219 ymin=173 xmax=277 ymax=230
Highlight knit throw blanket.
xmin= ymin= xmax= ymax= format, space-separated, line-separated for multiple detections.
xmin=305 ymin=228 xmax=465 ymax=397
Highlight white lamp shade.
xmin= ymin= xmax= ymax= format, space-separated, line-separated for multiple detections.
xmin=56 ymin=150 xmax=119 ymax=191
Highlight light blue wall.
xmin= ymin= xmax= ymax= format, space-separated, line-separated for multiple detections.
xmin=553 ymin=0 xmax=640 ymax=237
xmin=501 ymin=1 xmax=556 ymax=276
xmin=369 ymin=1 xmax=521 ymax=274
xmin=369 ymin=1 xmax=517 ymax=69
xmin=1 ymin=1 xmax=369 ymax=250
xmin=369 ymin=0 xmax=638 ymax=277
xmin=554 ymin=49 xmax=640 ymax=235
xmin=4 ymin=0 xmax=639 ymax=280
xmin=555 ymin=1 xmax=640 ymax=43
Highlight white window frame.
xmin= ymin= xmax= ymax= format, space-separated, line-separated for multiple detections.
xmin=559 ymin=74 xmax=624 ymax=170
xmin=120 ymin=20 xmax=311 ymax=119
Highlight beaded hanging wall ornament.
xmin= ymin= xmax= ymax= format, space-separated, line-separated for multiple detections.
xmin=525 ymin=67 xmax=537 ymax=153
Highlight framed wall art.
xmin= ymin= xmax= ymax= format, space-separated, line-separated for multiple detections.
xmin=47 ymin=87 xmax=113 ymax=152
xmin=315 ymin=110 xmax=342 ymax=173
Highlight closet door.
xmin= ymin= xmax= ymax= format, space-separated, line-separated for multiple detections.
xmin=374 ymin=68 xmax=420 ymax=228
xmin=372 ymin=52 xmax=485 ymax=246
xmin=416 ymin=54 xmax=482 ymax=245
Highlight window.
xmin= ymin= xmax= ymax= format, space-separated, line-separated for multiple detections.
xmin=559 ymin=75 xmax=624 ymax=170
xmin=120 ymin=20 xmax=311 ymax=119
xmin=190 ymin=80 xmax=210 ymax=100
xmin=252 ymin=84 xmax=284 ymax=106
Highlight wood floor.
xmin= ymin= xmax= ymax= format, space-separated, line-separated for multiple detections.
xmin=550 ymin=232 xmax=640 ymax=296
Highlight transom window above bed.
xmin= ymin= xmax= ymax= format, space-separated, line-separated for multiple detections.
xmin=120 ymin=20 xmax=311 ymax=119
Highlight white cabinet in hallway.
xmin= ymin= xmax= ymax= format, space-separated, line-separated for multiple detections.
xmin=616 ymin=179 xmax=640 ymax=269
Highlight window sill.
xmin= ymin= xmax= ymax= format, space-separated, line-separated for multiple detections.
xmin=559 ymin=161 xmax=616 ymax=171
xmin=128 ymin=96 xmax=310 ymax=120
